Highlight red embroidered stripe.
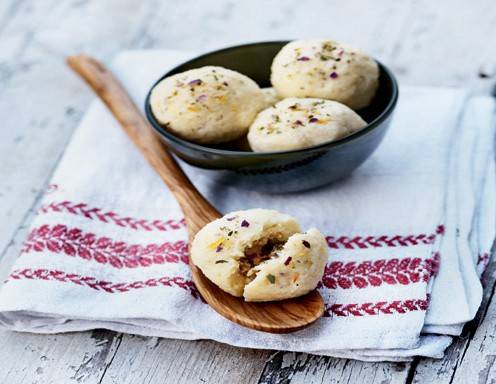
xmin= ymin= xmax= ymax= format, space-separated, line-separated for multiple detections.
xmin=7 ymin=268 xmax=200 ymax=299
xmin=23 ymin=224 xmax=189 ymax=269
xmin=477 ymin=252 xmax=490 ymax=266
xmin=326 ymin=225 xmax=445 ymax=249
xmin=38 ymin=199 xmax=444 ymax=252
xmin=324 ymin=298 xmax=429 ymax=317
xmin=39 ymin=201 xmax=186 ymax=232
xmin=7 ymin=269 xmax=426 ymax=317
xmin=321 ymin=253 xmax=440 ymax=290
xmin=23 ymin=224 xmax=442 ymax=288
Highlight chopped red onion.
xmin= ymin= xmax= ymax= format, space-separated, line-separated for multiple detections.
xmin=188 ymin=79 xmax=202 ymax=85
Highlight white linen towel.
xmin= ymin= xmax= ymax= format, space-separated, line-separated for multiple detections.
xmin=0 ymin=50 xmax=494 ymax=362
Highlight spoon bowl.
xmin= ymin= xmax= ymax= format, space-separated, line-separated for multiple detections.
xmin=191 ymin=261 xmax=325 ymax=333
xmin=67 ymin=54 xmax=325 ymax=333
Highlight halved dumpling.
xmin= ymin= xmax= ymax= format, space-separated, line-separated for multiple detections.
xmin=190 ymin=209 xmax=328 ymax=301
xmin=243 ymin=229 xmax=328 ymax=301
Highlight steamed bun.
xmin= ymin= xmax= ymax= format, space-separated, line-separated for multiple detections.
xmin=271 ymin=39 xmax=379 ymax=109
xmin=150 ymin=66 xmax=265 ymax=144
xmin=247 ymin=98 xmax=366 ymax=152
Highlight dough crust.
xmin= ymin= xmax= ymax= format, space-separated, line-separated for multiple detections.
xmin=271 ymin=39 xmax=379 ymax=110
xmin=248 ymin=98 xmax=366 ymax=152
xmin=150 ymin=66 xmax=265 ymax=144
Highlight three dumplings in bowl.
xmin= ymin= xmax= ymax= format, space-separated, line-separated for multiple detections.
xmin=150 ymin=39 xmax=379 ymax=152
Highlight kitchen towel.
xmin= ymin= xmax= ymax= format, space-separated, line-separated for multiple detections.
xmin=0 ymin=50 xmax=494 ymax=362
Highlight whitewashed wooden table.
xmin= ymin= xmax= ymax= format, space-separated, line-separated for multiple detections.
xmin=1 ymin=0 xmax=495 ymax=382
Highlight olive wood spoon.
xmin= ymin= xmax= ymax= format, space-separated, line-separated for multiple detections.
xmin=66 ymin=54 xmax=324 ymax=333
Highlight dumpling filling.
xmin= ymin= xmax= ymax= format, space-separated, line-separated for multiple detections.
xmin=190 ymin=209 xmax=329 ymax=302
xmin=239 ymin=237 xmax=286 ymax=283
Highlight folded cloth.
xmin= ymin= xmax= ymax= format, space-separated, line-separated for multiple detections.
xmin=0 ymin=50 xmax=493 ymax=362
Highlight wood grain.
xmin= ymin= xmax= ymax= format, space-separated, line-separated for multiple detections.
xmin=258 ymin=352 xmax=411 ymax=384
xmin=0 ymin=0 xmax=495 ymax=382
xmin=0 ymin=330 xmax=121 ymax=383
xmin=66 ymin=54 xmax=324 ymax=334
xmin=99 ymin=337 xmax=271 ymax=384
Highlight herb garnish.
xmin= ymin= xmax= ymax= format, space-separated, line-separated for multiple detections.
xmin=322 ymin=42 xmax=334 ymax=51
xmin=302 ymin=240 xmax=311 ymax=248
xmin=267 ymin=274 xmax=276 ymax=284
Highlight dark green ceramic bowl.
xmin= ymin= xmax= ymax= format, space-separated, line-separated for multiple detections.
xmin=145 ymin=41 xmax=398 ymax=193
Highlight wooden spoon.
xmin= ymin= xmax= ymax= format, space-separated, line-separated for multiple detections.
xmin=66 ymin=55 xmax=325 ymax=333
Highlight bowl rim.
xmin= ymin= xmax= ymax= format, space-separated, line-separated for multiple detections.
xmin=144 ymin=40 xmax=399 ymax=158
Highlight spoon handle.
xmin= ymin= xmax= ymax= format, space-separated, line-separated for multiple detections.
xmin=66 ymin=55 xmax=218 ymax=236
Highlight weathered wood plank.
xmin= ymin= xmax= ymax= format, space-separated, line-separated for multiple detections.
xmin=100 ymin=336 xmax=272 ymax=384
xmin=132 ymin=0 xmax=496 ymax=94
xmin=410 ymin=248 xmax=496 ymax=383
xmin=0 ymin=330 xmax=121 ymax=384
xmin=257 ymin=352 xmax=410 ymax=384
xmin=389 ymin=0 xmax=496 ymax=94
